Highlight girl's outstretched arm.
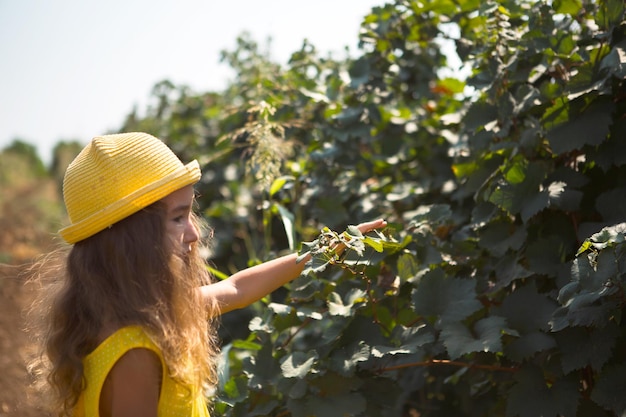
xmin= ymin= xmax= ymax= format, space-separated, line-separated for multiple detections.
xmin=202 ymin=219 xmax=386 ymax=314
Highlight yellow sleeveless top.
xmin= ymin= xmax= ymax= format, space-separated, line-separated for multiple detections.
xmin=73 ymin=326 xmax=210 ymax=417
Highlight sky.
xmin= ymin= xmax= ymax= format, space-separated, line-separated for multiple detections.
xmin=0 ymin=0 xmax=384 ymax=165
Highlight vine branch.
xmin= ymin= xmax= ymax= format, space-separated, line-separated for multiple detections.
xmin=377 ymin=359 xmax=519 ymax=373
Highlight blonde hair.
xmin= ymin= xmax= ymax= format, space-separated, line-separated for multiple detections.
xmin=29 ymin=201 xmax=220 ymax=416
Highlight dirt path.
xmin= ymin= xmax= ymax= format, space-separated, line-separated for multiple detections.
xmin=0 ymin=180 xmax=59 ymax=416
xmin=0 ymin=264 xmax=48 ymax=417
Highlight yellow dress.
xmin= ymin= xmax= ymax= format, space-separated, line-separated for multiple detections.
xmin=73 ymin=326 xmax=209 ymax=417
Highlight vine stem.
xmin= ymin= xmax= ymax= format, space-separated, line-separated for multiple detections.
xmin=280 ymin=316 xmax=314 ymax=348
xmin=377 ymin=359 xmax=518 ymax=373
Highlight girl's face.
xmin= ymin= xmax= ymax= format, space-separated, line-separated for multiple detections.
xmin=161 ymin=185 xmax=199 ymax=256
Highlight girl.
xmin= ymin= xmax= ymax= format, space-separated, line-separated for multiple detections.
xmin=32 ymin=132 xmax=385 ymax=417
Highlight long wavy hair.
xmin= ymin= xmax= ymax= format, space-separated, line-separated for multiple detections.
xmin=29 ymin=201 xmax=220 ymax=416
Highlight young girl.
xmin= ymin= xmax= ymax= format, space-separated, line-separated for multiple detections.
xmin=32 ymin=132 xmax=385 ymax=417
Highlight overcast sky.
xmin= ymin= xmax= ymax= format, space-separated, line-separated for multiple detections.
xmin=0 ymin=0 xmax=383 ymax=164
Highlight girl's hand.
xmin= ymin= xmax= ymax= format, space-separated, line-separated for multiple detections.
xmin=355 ymin=218 xmax=387 ymax=234
xmin=329 ymin=219 xmax=387 ymax=258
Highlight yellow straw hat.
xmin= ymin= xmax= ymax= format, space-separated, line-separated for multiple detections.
xmin=59 ymin=132 xmax=201 ymax=244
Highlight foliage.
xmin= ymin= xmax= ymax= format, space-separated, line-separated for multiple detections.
xmin=0 ymin=140 xmax=47 ymax=185
xmin=121 ymin=1 xmax=626 ymax=416
xmin=49 ymin=141 xmax=84 ymax=186
xmin=0 ymin=142 xmax=64 ymax=263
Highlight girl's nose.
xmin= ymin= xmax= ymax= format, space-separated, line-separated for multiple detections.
xmin=184 ymin=218 xmax=200 ymax=244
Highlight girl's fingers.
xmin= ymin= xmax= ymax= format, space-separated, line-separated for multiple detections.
xmin=357 ymin=219 xmax=387 ymax=234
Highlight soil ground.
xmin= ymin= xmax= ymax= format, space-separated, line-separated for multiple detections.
xmin=0 ymin=180 xmax=59 ymax=417
xmin=0 ymin=264 xmax=48 ymax=417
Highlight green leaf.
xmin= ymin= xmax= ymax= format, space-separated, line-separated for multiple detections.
xmin=275 ymin=202 xmax=295 ymax=250
xmin=547 ymin=181 xmax=583 ymax=212
xmin=395 ymin=323 xmax=436 ymax=351
xmin=493 ymin=253 xmax=533 ymax=290
xmin=341 ymin=230 xmax=366 ymax=256
xmin=300 ymin=251 xmax=332 ymax=276
xmin=336 ymin=316 xmax=389 ymax=358
xmin=557 ymin=281 xmax=582 ymax=305
xmin=525 ymin=235 xmax=569 ymax=275
xmin=436 ymin=77 xmax=466 ymax=95
xmin=249 ymin=316 xmax=275 ymax=334
xmin=496 ymin=283 xmax=557 ymax=334
xmin=479 ymin=221 xmax=527 ymax=257
xmin=543 ymin=96 xmax=613 ymax=155
xmin=576 ymin=250 xmax=619 ymax=292
xmin=289 ymin=391 xmax=366 ymax=417
xmin=520 ymin=189 xmax=549 ymax=223
xmin=247 ymin=341 xmax=281 ymax=388
xmin=487 ymin=183 xmax=517 ymax=214
xmin=553 ymin=0 xmax=582 ymax=16
xmin=591 ymin=362 xmax=626 ymax=415
xmin=503 ymin=157 xmax=527 ymax=184
xmin=552 ymin=31 xmax=577 ymax=56
xmin=295 ymin=306 xmax=323 ymax=321
xmin=551 ymin=252 xmax=621 ymax=330
xmin=440 ymin=316 xmax=507 ymax=360
xmin=595 ymin=189 xmax=626 ymax=224
xmin=464 ymin=100 xmax=498 ymax=132
xmin=551 ymin=299 xmax=619 ymax=332
xmin=268 ymin=302 xmax=294 ymax=316
xmin=297 ymin=239 xmax=317 ymax=259
xmin=219 ymin=375 xmax=249 ymax=403
xmin=452 ymin=160 xmax=479 ymax=179
xmin=316 ymin=316 xmax=354 ymax=348
xmin=413 ymin=0 xmax=457 ymax=14
xmin=299 ymin=88 xmax=329 ymax=103
xmin=590 ymin=117 xmax=626 ymax=169
xmin=290 ymin=275 xmax=325 ymax=302
xmin=329 ymin=341 xmax=371 ymax=376
xmin=345 ymin=224 xmax=363 ymax=238
xmin=348 ymin=57 xmax=371 ymax=88
xmin=280 ymin=351 xmax=318 ymax=378
xmin=288 ymin=379 xmax=308 ymax=399
xmin=269 ymin=175 xmax=295 ymax=197
xmin=328 ymin=289 xmax=366 ymax=317
xmin=555 ymin=324 xmax=619 ymax=373
xmin=231 ymin=339 xmax=263 ymax=351
xmin=363 ymin=235 xmax=384 ymax=252
xmin=408 ymin=204 xmax=452 ymax=227
xmin=379 ymin=234 xmax=413 ymax=255
xmin=504 ymin=331 xmax=556 ymax=362
xmin=599 ymin=39 xmax=626 ymax=77
xmin=487 ymin=162 xmax=548 ymax=219
xmin=288 ymin=373 xmax=366 ymax=417
xmin=207 ymin=265 xmax=229 ymax=281
xmin=595 ymin=0 xmax=625 ymax=30
xmin=587 ymin=223 xmax=626 ymax=249
xmin=397 ymin=252 xmax=422 ymax=281
xmin=248 ymin=399 xmax=280 ymax=416
xmin=506 ymin=368 xmax=579 ymax=417
xmin=412 ymin=269 xmax=482 ymax=322
xmin=370 ymin=345 xmax=412 ymax=358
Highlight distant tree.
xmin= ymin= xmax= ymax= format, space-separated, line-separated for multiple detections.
xmin=49 ymin=140 xmax=84 ymax=194
xmin=2 ymin=139 xmax=46 ymax=178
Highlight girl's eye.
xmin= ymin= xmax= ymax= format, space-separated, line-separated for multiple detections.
xmin=173 ymin=216 xmax=185 ymax=223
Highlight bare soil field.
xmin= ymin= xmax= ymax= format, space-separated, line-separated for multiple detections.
xmin=0 ymin=180 xmax=59 ymax=417
xmin=0 ymin=264 xmax=48 ymax=417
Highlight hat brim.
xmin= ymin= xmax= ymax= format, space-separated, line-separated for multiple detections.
xmin=60 ymin=160 xmax=200 ymax=244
